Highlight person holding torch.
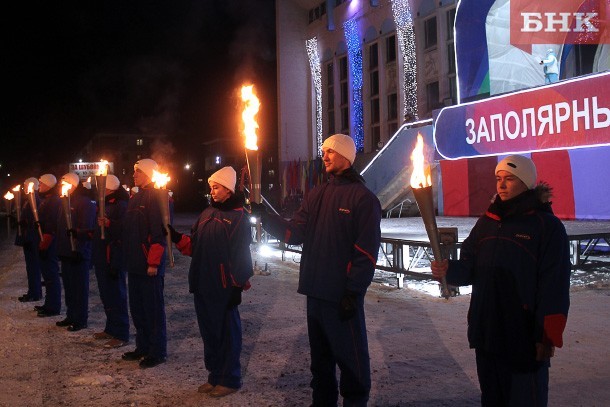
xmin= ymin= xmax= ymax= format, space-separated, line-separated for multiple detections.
xmin=251 ymin=134 xmax=381 ymax=407
xmin=35 ymin=174 xmax=63 ymax=318
xmin=431 ymin=155 xmax=570 ymax=406
xmin=165 ymin=166 xmax=253 ymax=398
xmin=55 ymin=172 xmax=96 ymax=332
xmin=92 ymin=174 xmax=130 ymax=348
xmin=14 ymin=177 xmax=43 ymax=303
xmin=121 ymin=158 xmax=168 ymax=369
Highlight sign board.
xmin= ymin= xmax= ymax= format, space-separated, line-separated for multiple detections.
xmin=434 ymin=72 xmax=610 ymax=159
xmin=68 ymin=162 xmax=115 ymax=180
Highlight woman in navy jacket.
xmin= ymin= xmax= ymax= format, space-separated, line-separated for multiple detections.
xmin=55 ymin=173 xmax=97 ymax=332
xmin=15 ymin=177 xmax=42 ymax=302
xmin=169 ymin=166 xmax=253 ymax=398
xmin=92 ymin=174 xmax=130 ymax=348
xmin=432 ymin=155 xmax=571 ymax=407
xmin=36 ymin=174 xmax=63 ymax=317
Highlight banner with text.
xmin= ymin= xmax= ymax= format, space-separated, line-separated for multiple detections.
xmin=434 ymin=72 xmax=610 ymax=159
xmin=69 ymin=162 xmax=115 ymax=180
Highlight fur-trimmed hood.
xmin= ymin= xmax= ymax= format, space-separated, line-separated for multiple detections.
xmin=488 ymin=182 xmax=555 ymax=218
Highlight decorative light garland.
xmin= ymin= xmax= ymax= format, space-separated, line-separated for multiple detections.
xmin=343 ymin=18 xmax=364 ymax=152
xmin=306 ymin=37 xmax=323 ymax=155
xmin=392 ymin=0 xmax=418 ymax=120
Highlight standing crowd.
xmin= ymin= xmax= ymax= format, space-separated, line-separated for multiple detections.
xmin=10 ymin=137 xmax=571 ymax=406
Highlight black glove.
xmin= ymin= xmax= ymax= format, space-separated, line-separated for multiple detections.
xmin=71 ymin=250 xmax=84 ymax=264
xmin=227 ymin=287 xmax=243 ymax=309
xmin=339 ymin=291 xmax=359 ymax=321
xmin=108 ymin=267 xmax=119 ymax=280
xmin=249 ymin=202 xmax=267 ymax=217
xmin=163 ymin=224 xmax=183 ymax=244
xmin=67 ymin=228 xmax=77 ymax=239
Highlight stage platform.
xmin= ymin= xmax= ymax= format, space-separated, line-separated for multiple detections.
xmin=375 ymin=217 xmax=610 ymax=286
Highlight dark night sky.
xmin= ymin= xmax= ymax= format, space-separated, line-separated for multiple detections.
xmin=2 ymin=0 xmax=276 ymax=181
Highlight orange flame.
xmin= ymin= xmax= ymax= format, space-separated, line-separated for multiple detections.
xmin=12 ymin=185 xmax=20 ymax=192
xmin=152 ymin=170 xmax=171 ymax=189
xmin=241 ymin=84 xmax=260 ymax=151
xmin=61 ymin=181 xmax=73 ymax=197
xmin=4 ymin=191 xmax=14 ymax=200
xmin=409 ymin=134 xmax=432 ymax=189
xmin=97 ymin=160 xmax=109 ymax=176
xmin=27 ymin=182 xmax=35 ymax=194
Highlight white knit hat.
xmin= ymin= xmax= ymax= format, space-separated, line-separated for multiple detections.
xmin=495 ymin=155 xmax=537 ymax=189
xmin=134 ymin=158 xmax=159 ymax=180
xmin=39 ymin=174 xmax=57 ymax=188
xmin=322 ymin=134 xmax=356 ymax=165
xmin=61 ymin=172 xmax=80 ymax=188
xmin=106 ymin=174 xmax=120 ymax=191
xmin=24 ymin=177 xmax=39 ymax=191
xmin=208 ymin=166 xmax=236 ymax=193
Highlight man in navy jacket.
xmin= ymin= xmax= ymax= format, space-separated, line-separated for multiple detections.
xmin=254 ymin=134 xmax=381 ymax=406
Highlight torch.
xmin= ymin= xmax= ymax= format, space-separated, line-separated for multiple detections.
xmin=26 ymin=182 xmax=44 ymax=241
xmin=241 ymin=84 xmax=263 ymax=242
xmin=61 ymin=181 xmax=77 ymax=252
xmin=4 ymin=190 xmax=13 ymax=237
xmin=95 ymin=160 xmax=109 ymax=239
xmin=12 ymin=185 xmax=22 ymax=236
xmin=409 ymin=134 xmax=451 ymax=299
xmin=152 ymin=169 xmax=174 ymax=267
xmin=242 ymin=84 xmax=262 ymax=204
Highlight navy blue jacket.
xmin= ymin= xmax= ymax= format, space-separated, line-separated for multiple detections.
xmin=15 ymin=191 xmax=41 ymax=247
xmin=56 ymin=185 xmax=96 ymax=260
xmin=92 ymin=187 xmax=129 ymax=270
xmin=37 ymin=186 xmax=62 ymax=251
xmin=122 ymin=183 xmax=167 ymax=275
xmin=262 ymin=168 xmax=382 ymax=303
xmin=176 ymin=194 xmax=253 ymax=299
xmin=446 ymin=186 xmax=570 ymax=369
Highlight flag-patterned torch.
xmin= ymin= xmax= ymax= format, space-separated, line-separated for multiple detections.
xmin=95 ymin=160 xmax=109 ymax=239
xmin=26 ymin=182 xmax=43 ymax=241
xmin=409 ymin=134 xmax=451 ymax=299
xmin=152 ymin=170 xmax=174 ymax=267
xmin=61 ymin=181 xmax=76 ymax=251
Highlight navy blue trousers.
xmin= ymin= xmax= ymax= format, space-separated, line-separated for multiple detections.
xmin=40 ymin=251 xmax=61 ymax=314
xmin=94 ymin=264 xmax=129 ymax=341
xmin=60 ymin=259 xmax=90 ymax=326
xmin=23 ymin=244 xmax=42 ymax=299
xmin=128 ymin=273 xmax=167 ymax=359
xmin=476 ymin=348 xmax=550 ymax=407
xmin=307 ymin=296 xmax=371 ymax=407
xmin=193 ymin=293 xmax=242 ymax=389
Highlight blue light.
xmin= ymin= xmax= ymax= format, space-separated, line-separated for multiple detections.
xmin=344 ymin=19 xmax=364 ymax=152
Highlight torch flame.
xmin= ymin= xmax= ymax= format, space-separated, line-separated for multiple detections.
xmin=152 ymin=170 xmax=171 ymax=189
xmin=241 ymin=84 xmax=260 ymax=151
xmin=4 ymin=191 xmax=14 ymax=200
xmin=12 ymin=185 xmax=20 ymax=192
xmin=27 ymin=182 xmax=34 ymax=194
xmin=409 ymin=134 xmax=432 ymax=189
xmin=97 ymin=160 xmax=109 ymax=176
xmin=61 ymin=181 xmax=73 ymax=197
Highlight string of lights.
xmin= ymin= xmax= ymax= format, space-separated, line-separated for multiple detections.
xmin=343 ymin=18 xmax=364 ymax=151
xmin=392 ymin=0 xmax=419 ymax=120
xmin=306 ymin=37 xmax=323 ymax=155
